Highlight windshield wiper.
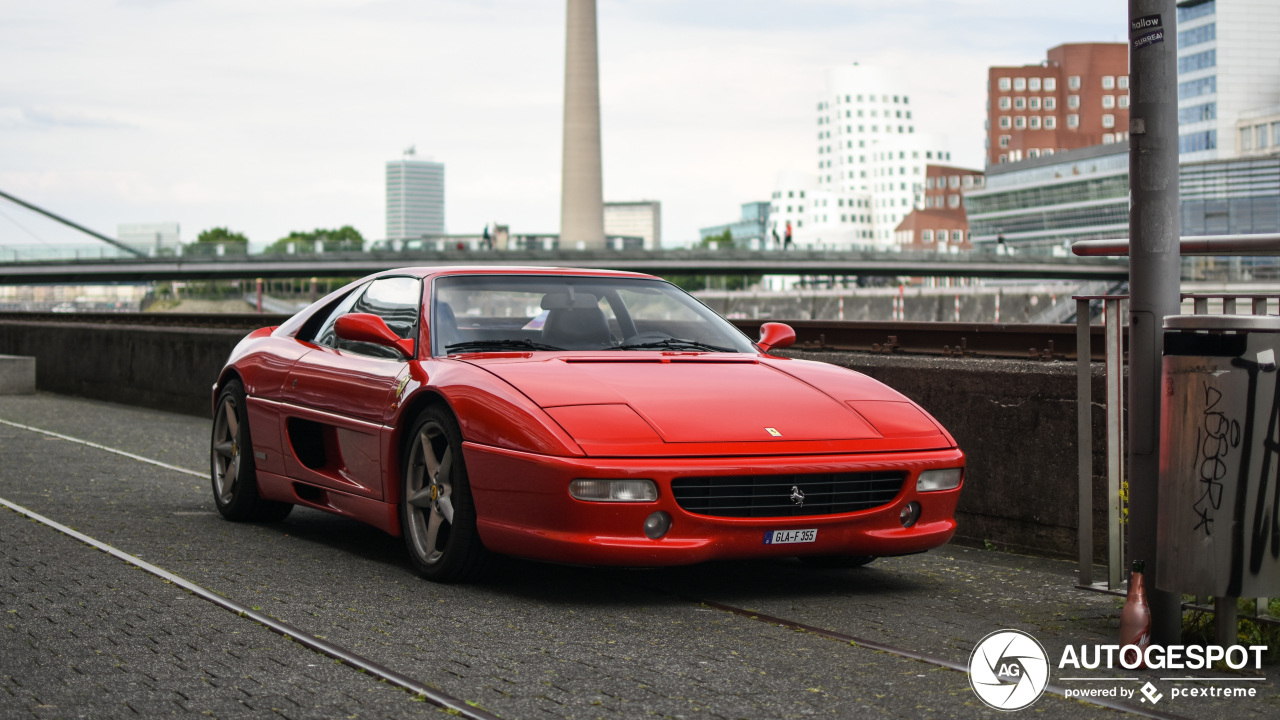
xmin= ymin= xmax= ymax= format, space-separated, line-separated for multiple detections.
xmin=445 ymin=339 xmax=565 ymax=353
xmin=610 ymin=337 xmax=737 ymax=353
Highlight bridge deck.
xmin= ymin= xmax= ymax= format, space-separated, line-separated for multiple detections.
xmin=0 ymin=248 xmax=1129 ymax=283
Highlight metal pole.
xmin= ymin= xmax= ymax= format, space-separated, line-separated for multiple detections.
xmin=1214 ymin=597 xmax=1238 ymax=647
xmin=1106 ymin=299 xmax=1124 ymax=590
xmin=0 ymin=188 xmax=146 ymax=258
xmin=1127 ymin=0 xmax=1183 ymax=645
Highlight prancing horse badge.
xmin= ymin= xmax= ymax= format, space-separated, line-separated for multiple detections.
xmin=765 ymin=427 xmax=782 ymax=437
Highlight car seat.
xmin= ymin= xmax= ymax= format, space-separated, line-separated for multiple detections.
xmin=433 ymin=301 xmax=462 ymax=353
xmin=540 ymin=292 xmax=611 ymax=349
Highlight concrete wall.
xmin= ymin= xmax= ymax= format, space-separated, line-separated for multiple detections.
xmin=0 ymin=320 xmax=1111 ymax=561
xmin=781 ymin=350 xmax=1111 ymax=561
xmin=0 ymin=320 xmax=244 ymax=418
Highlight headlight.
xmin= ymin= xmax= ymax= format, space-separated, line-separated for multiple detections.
xmin=569 ymin=479 xmax=658 ymax=502
xmin=916 ymin=468 xmax=963 ymax=492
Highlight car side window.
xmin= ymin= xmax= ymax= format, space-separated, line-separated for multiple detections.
xmin=324 ymin=277 xmax=422 ymax=359
xmin=312 ymin=282 xmax=370 ymax=348
xmin=351 ymin=277 xmax=421 ymax=340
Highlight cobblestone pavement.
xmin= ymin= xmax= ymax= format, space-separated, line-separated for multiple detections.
xmin=0 ymin=393 xmax=1276 ymax=719
xmin=0 ymin=509 xmax=447 ymax=719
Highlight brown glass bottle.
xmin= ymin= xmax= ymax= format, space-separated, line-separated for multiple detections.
xmin=1120 ymin=559 xmax=1152 ymax=657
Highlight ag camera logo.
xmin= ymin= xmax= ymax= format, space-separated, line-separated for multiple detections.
xmin=969 ymin=629 xmax=1050 ymax=711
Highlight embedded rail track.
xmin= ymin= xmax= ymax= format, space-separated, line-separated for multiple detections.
xmin=0 ymin=311 xmax=1110 ymax=360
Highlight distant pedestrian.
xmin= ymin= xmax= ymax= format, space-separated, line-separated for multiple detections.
xmin=482 ymin=224 xmax=492 ymax=250
xmin=771 ymin=228 xmax=781 ymax=249
xmin=784 ymin=221 xmax=794 ymax=250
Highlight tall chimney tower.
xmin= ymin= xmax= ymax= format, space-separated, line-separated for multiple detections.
xmin=560 ymin=0 xmax=605 ymax=249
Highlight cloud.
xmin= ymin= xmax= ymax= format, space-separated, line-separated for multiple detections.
xmin=0 ymin=0 xmax=1129 ymax=248
xmin=0 ymin=106 xmax=133 ymax=130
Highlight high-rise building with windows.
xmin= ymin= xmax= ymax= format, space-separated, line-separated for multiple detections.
xmin=789 ymin=64 xmax=951 ymax=249
xmin=603 ymin=201 xmax=661 ymax=249
xmin=1176 ymin=0 xmax=1280 ymax=161
xmin=985 ymin=43 xmax=1130 ymax=167
xmin=386 ymin=151 xmax=445 ymax=240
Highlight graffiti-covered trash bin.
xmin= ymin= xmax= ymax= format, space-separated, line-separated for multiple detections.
xmin=1157 ymin=314 xmax=1280 ymax=598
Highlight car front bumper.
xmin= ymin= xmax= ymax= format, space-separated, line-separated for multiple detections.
xmin=464 ymin=442 xmax=964 ymax=566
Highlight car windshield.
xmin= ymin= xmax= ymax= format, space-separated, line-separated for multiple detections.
xmin=432 ymin=275 xmax=757 ymax=355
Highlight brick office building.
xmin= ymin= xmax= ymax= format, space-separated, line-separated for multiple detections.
xmin=986 ymin=43 xmax=1130 ymax=166
xmin=894 ymin=164 xmax=984 ymax=250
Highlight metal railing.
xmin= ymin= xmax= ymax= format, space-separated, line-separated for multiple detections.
xmin=1075 ymin=294 xmax=1127 ymax=591
xmin=1075 ymin=289 xmax=1280 ymax=625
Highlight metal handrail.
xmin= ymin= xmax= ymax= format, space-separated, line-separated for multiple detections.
xmin=1073 ymin=234 xmax=1280 ymax=257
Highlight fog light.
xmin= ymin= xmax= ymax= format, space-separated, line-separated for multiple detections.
xmin=899 ymin=502 xmax=921 ymax=528
xmin=916 ymin=468 xmax=963 ymax=492
xmin=569 ymin=479 xmax=658 ymax=502
xmin=643 ymin=511 xmax=672 ymax=539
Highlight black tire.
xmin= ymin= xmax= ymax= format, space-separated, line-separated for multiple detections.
xmin=400 ymin=404 xmax=490 ymax=582
xmin=211 ymin=379 xmax=293 ymax=522
xmin=797 ymin=555 xmax=877 ymax=569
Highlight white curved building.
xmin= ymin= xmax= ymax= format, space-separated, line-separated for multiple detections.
xmin=774 ymin=64 xmax=952 ymax=250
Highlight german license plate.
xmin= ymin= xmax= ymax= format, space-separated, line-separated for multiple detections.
xmin=763 ymin=528 xmax=817 ymax=545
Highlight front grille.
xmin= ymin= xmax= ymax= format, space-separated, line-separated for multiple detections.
xmin=670 ymin=471 xmax=906 ymax=518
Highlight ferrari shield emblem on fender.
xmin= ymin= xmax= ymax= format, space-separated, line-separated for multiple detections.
xmin=765 ymin=427 xmax=782 ymax=437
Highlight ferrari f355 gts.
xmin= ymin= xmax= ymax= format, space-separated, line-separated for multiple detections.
xmin=211 ymin=267 xmax=964 ymax=581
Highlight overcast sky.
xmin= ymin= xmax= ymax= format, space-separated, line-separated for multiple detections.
xmin=0 ymin=0 xmax=1128 ymax=252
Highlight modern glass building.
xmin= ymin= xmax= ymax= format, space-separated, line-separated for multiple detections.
xmin=1176 ymin=0 xmax=1280 ymax=161
xmin=965 ymin=143 xmax=1130 ymax=252
xmin=1181 ymin=155 xmax=1280 ymax=235
xmin=699 ymin=202 xmax=771 ymax=247
xmin=966 ymin=140 xmax=1280 ymax=256
xmin=386 ymin=154 xmax=445 ymax=240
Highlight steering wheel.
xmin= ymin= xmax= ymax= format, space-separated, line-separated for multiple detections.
xmin=620 ymin=331 xmax=674 ymax=345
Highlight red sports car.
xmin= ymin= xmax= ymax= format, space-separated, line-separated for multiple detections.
xmin=211 ymin=267 xmax=964 ymax=581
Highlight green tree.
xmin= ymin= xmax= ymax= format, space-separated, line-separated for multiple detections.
xmin=665 ymin=230 xmax=759 ymax=291
xmin=701 ymin=229 xmax=734 ymax=249
xmin=196 ymin=227 xmax=248 ymax=244
xmin=265 ymin=225 xmax=365 ymax=253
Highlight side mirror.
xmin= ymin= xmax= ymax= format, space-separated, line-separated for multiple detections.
xmin=335 ymin=313 xmax=415 ymax=358
xmin=757 ymin=322 xmax=796 ymax=354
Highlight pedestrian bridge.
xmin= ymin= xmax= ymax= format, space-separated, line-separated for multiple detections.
xmin=0 ymin=247 xmax=1128 ymax=283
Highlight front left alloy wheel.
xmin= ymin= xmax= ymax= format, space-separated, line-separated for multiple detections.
xmin=211 ymin=379 xmax=292 ymax=522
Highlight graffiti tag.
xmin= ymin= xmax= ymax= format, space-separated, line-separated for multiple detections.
xmin=1192 ymin=383 xmax=1240 ymax=537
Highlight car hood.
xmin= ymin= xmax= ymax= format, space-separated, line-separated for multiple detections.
xmin=463 ymin=354 xmax=953 ymax=456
